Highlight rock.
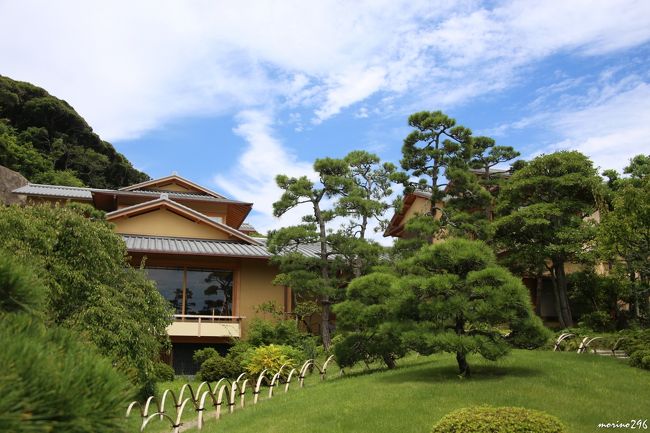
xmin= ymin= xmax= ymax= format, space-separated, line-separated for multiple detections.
xmin=0 ymin=165 xmax=28 ymax=205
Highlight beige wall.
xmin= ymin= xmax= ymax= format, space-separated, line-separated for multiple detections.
xmin=112 ymin=208 xmax=231 ymax=240
xmin=238 ymin=259 xmax=286 ymax=336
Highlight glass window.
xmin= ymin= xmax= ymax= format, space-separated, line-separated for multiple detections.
xmin=185 ymin=269 xmax=233 ymax=316
xmin=146 ymin=268 xmax=184 ymax=314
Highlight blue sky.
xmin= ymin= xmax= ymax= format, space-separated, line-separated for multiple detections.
xmin=2 ymin=0 xmax=650 ymax=241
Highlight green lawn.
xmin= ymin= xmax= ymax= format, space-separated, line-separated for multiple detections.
xmin=179 ymin=350 xmax=650 ymax=433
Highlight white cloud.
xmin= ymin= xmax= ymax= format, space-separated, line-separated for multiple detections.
xmin=212 ymin=110 xmax=315 ymax=234
xmin=548 ymin=81 xmax=650 ymax=173
xmin=3 ymin=0 xmax=649 ymax=141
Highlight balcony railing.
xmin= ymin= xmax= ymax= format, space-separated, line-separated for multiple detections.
xmin=167 ymin=314 xmax=245 ymax=338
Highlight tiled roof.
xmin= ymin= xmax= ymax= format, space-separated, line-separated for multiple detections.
xmin=120 ymin=189 xmax=250 ymax=203
xmin=13 ymin=183 xmax=251 ymax=205
xmin=122 ymin=234 xmax=322 ymax=258
xmin=12 ymin=184 xmax=106 ymax=200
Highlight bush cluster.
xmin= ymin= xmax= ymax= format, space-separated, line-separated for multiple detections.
xmin=242 ymin=344 xmax=305 ymax=376
xmin=431 ymin=406 xmax=566 ymax=433
xmin=152 ymin=362 xmax=175 ymax=382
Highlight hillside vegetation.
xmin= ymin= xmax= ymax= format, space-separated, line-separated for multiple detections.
xmin=0 ymin=75 xmax=148 ymax=188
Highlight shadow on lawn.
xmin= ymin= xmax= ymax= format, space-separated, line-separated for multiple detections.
xmin=378 ymin=362 xmax=543 ymax=384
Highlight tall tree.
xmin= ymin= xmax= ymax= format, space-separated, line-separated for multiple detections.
xmin=269 ymin=158 xmax=350 ymax=349
xmin=599 ymin=154 xmax=650 ymax=319
xmin=494 ymin=151 xmax=601 ymax=328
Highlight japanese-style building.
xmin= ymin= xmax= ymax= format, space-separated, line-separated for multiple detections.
xmin=13 ymin=174 xmax=319 ymax=372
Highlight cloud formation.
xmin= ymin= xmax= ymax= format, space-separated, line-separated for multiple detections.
xmin=2 ymin=0 xmax=649 ymax=140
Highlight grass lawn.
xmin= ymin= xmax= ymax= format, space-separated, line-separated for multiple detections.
xmin=181 ymin=350 xmax=650 ymax=433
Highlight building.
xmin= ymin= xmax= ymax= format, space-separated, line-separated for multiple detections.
xmin=13 ymin=174 xmax=318 ymax=372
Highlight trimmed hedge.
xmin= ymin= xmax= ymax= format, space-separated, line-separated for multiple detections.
xmin=432 ymin=406 xmax=566 ymax=433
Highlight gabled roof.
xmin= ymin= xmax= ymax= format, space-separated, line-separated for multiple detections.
xmin=119 ymin=174 xmax=227 ymax=199
xmin=106 ymin=197 xmax=263 ymax=246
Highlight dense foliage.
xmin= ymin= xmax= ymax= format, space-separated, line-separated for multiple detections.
xmin=0 ymin=204 xmax=173 ymax=394
xmin=0 ymin=75 xmax=148 ymax=188
xmin=0 ymin=252 xmax=132 ymax=433
xmin=395 ymin=239 xmax=549 ymax=376
xmin=242 ymin=344 xmax=305 ymax=376
xmin=431 ymin=406 xmax=566 ymax=433
xmin=333 ymin=273 xmax=406 ymax=369
xmin=494 ymin=151 xmax=601 ymax=328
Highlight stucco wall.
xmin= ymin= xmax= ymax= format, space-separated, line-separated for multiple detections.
xmin=238 ymin=259 xmax=286 ymax=336
xmin=112 ymin=208 xmax=231 ymax=240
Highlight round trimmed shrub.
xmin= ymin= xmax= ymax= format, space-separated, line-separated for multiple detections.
xmin=432 ymin=406 xmax=566 ymax=433
xmin=152 ymin=362 xmax=175 ymax=382
xmin=198 ymin=354 xmax=240 ymax=381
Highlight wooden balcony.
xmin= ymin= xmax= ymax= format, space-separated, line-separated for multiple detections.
xmin=166 ymin=314 xmax=243 ymax=338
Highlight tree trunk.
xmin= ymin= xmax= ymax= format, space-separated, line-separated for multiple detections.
xmin=382 ymin=354 xmax=396 ymax=369
xmin=320 ymin=298 xmax=331 ymax=350
xmin=314 ymin=201 xmax=332 ymax=350
xmin=352 ymin=216 xmax=367 ymax=278
xmin=535 ymin=276 xmax=543 ymax=316
xmin=456 ymin=352 xmax=470 ymax=377
xmin=554 ymin=261 xmax=573 ymax=327
xmin=455 ymin=317 xmax=470 ymax=377
xmin=549 ymin=270 xmax=567 ymax=328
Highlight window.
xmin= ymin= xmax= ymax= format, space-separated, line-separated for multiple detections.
xmin=146 ymin=268 xmax=184 ymax=314
xmin=185 ymin=269 xmax=233 ymax=316
xmin=146 ymin=267 xmax=234 ymax=316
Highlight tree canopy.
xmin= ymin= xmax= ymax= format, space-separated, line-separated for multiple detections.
xmin=494 ymin=151 xmax=601 ymax=328
xmin=0 ymin=75 xmax=149 ymax=188
xmin=0 ymin=204 xmax=172 ymax=394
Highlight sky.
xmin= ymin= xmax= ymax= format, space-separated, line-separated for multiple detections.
xmin=2 ymin=0 xmax=650 ymax=242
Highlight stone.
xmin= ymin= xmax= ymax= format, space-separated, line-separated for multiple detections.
xmin=0 ymin=165 xmax=28 ymax=205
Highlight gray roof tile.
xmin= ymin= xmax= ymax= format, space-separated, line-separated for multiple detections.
xmin=122 ymin=234 xmax=322 ymax=258
xmin=12 ymin=184 xmax=104 ymax=200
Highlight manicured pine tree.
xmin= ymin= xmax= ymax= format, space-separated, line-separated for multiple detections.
xmin=394 ymin=238 xmax=550 ymax=377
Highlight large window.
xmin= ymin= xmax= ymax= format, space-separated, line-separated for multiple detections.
xmin=186 ymin=269 xmax=233 ymax=316
xmin=146 ymin=267 xmax=233 ymax=316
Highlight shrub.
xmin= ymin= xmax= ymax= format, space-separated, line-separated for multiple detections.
xmin=247 ymin=317 xmax=305 ymax=347
xmin=629 ymin=350 xmax=650 ymax=370
xmin=579 ymin=311 xmax=616 ymax=332
xmin=242 ymin=344 xmax=305 ymax=376
xmin=0 ymin=314 xmax=132 ymax=433
xmin=431 ymin=406 xmax=566 ymax=433
xmin=197 ymin=354 xmax=241 ymax=381
xmin=621 ymin=329 xmax=650 ymax=370
xmin=152 ymin=362 xmax=175 ymax=382
xmin=193 ymin=347 xmax=219 ymax=366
